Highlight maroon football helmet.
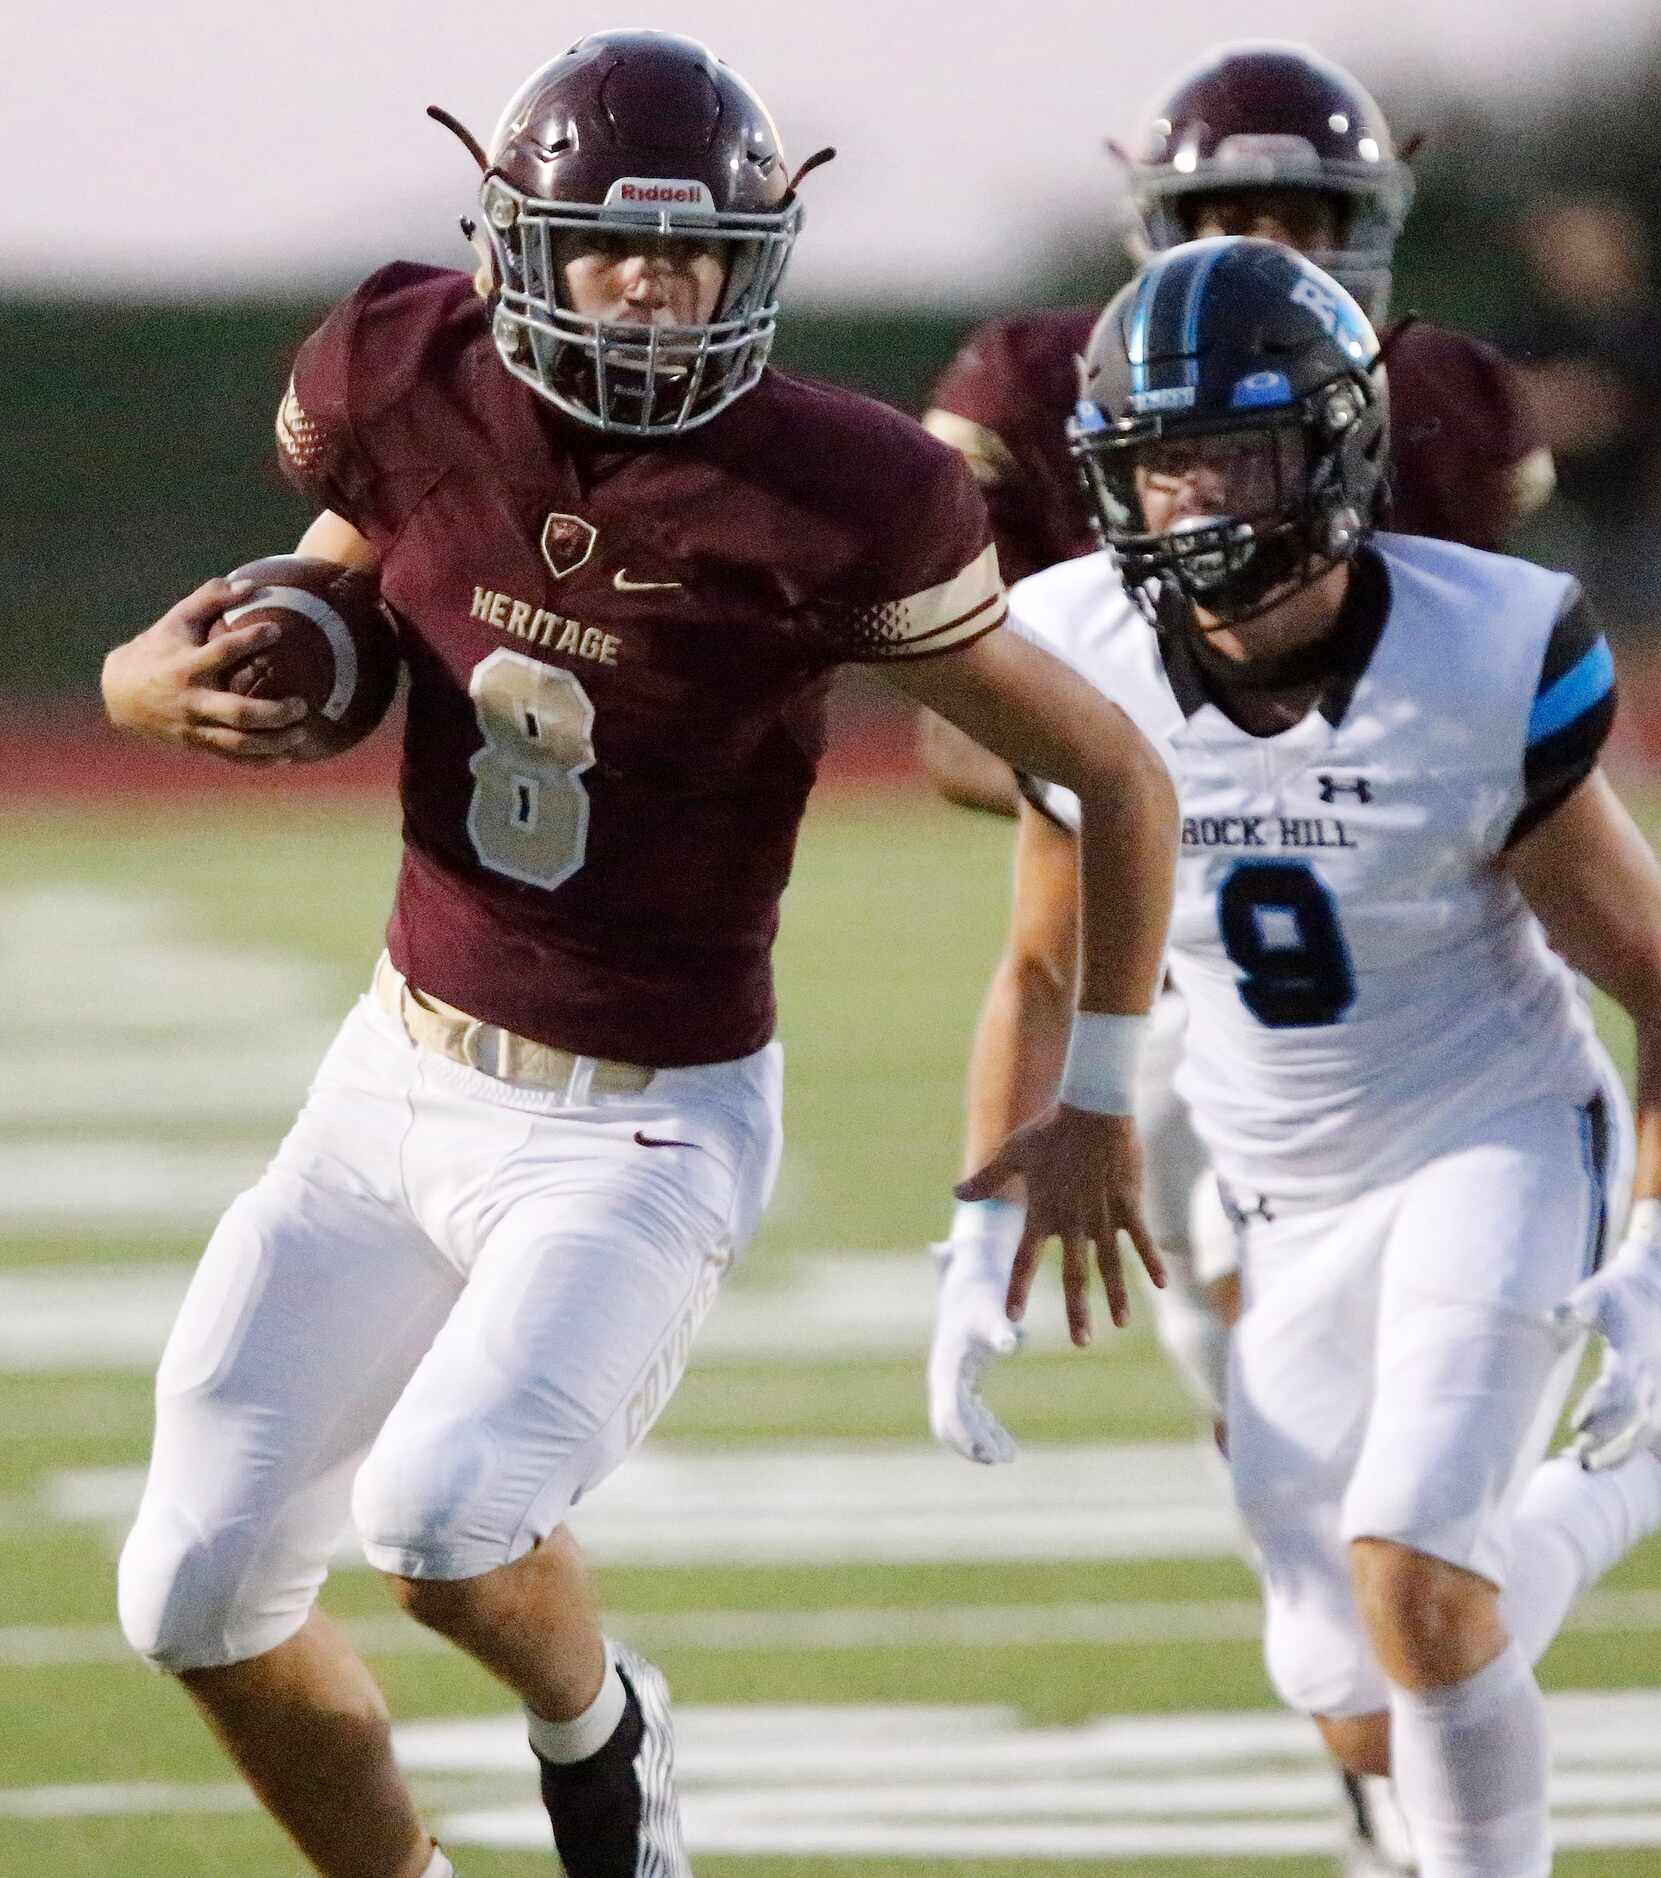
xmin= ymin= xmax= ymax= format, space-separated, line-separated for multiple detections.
xmin=1125 ymin=42 xmax=1413 ymax=320
xmin=476 ymin=31 xmax=803 ymax=436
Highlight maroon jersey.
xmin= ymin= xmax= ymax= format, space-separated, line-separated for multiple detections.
xmin=923 ymin=307 xmax=1550 ymax=583
xmin=278 ymin=264 xmax=1004 ymax=1066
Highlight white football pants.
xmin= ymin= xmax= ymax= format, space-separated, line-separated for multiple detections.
xmin=119 ymin=988 xmax=783 ymax=1671
xmin=1226 ymin=1079 xmax=1629 ymax=1719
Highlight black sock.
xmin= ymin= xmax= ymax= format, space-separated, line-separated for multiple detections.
xmin=534 ymin=1673 xmax=646 ymax=1878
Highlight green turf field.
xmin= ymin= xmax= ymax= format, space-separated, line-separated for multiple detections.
xmin=3 ymin=791 xmax=1659 ymax=1875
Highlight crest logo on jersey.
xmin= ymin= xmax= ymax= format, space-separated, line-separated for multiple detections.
xmin=541 ymin=513 xmax=598 ymax=580
xmin=1317 ymin=774 xmax=1374 ymax=805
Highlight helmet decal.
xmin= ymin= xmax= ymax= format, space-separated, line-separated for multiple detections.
xmin=1230 ymin=370 xmax=1293 ymax=407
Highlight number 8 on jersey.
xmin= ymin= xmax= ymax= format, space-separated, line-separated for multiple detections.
xmin=468 ymin=649 xmax=597 ymax=891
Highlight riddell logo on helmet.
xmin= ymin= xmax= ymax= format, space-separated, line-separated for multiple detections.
xmin=605 ymin=177 xmax=714 ymax=209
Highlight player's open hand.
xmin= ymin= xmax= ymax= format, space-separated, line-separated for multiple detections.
xmin=1554 ymin=1208 xmax=1661 ymax=1470
xmin=956 ymin=1106 xmax=1164 ymax=1346
xmin=101 ymin=576 xmax=310 ymax=760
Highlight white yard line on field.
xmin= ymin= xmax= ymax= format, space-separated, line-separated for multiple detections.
xmin=419 ymin=1693 xmax=1661 ymax=1861
xmin=0 ymin=1146 xmax=275 ymax=1231
xmin=10 ymin=1696 xmax=1661 ymax=1860
xmin=0 ymin=885 xmax=334 ymax=1223
xmin=7 ymin=1588 xmax=1661 ymax=1670
xmin=40 ymin=1440 xmax=1239 ymax=1565
xmin=0 ymin=1039 xmax=336 ymax=1125
xmin=0 ymin=1250 xmax=1094 ymax=1369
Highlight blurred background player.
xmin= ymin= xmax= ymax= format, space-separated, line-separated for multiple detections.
xmin=1500 ymin=193 xmax=1661 ymax=643
xmin=100 ymin=30 xmax=1177 ymax=1878
xmin=950 ymin=235 xmax=1661 ymax=1878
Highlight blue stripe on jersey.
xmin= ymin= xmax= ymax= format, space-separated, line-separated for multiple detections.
xmin=1528 ymin=637 xmax=1615 ymax=747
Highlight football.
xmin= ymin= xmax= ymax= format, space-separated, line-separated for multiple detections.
xmin=209 ymin=555 xmax=401 ymax=759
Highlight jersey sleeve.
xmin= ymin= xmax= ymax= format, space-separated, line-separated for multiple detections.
xmin=1386 ymin=326 xmax=1550 ymax=551
xmin=275 ymin=291 xmax=372 ymax=529
xmin=923 ymin=318 xmax=1086 ymax=585
xmin=1503 ymin=590 xmax=1617 ymax=848
xmin=808 ymin=438 xmax=1007 ymax=663
xmin=275 ymin=264 xmax=471 ymax=542
xmin=924 ymin=323 xmax=1028 ymax=479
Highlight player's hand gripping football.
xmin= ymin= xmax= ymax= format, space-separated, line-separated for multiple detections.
xmin=1554 ymin=1200 xmax=1661 ymax=1470
xmin=957 ymin=1106 xmax=1164 ymax=1347
xmin=101 ymin=577 xmax=309 ymax=760
xmin=929 ymin=1199 xmax=1026 ymax=1465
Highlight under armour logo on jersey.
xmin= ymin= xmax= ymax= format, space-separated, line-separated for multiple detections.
xmin=1220 ymin=1184 xmax=1276 ymax=1227
xmin=1317 ymin=774 xmax=1374 ymax=805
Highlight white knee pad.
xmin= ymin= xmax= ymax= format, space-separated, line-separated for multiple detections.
xmin=117 ymin=1500 xmax=318 ymax=1672
xmin=349 ymin=1423 xmax=519 ymax=1583
xmin=1231 ymin=1466 xmax=1388 ymax=1720
xmin=1258 ymin=1558 xmax=1390 ymax=1720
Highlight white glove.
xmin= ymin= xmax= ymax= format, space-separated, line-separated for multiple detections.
xmin=1555 ymin=1199 xmax=1661 ymax=1471
xmin=928 ymin=1198 xmax=1026 ymax=1465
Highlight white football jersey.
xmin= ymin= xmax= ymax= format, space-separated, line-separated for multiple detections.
xmin=1017 ymin=533 xmax=1617 ymax=1204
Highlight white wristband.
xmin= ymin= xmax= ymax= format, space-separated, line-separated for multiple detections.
xmin=1057 ymin=1010 xmax=1147 ymax=1116
xmin=1625 ymin=1197 xmax=1661 ymax=1251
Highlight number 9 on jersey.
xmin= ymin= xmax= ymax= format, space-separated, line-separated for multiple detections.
xmin=1218 ymin=859 xmax=1357 ymax=1028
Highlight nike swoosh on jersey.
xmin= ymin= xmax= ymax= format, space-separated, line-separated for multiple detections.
xmin=634 ymin=1130 xmax=701 ymax=1151
xmin=613 ymin=570 xmax=684 ymax=592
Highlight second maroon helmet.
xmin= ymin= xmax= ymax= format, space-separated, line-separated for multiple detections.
xmin=477 ymin=31 xmax=804 ymax=435
xmin=1125 ymin=42 xmax=1413 ymax=320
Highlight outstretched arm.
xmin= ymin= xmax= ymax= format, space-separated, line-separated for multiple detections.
xmin=887 ymin=629 xmax=1178 ymax=1344
xmin=961 ymin=801 xmax=1082 ymax=1192
xmin=922 ymin=802 xmax=1082 ymax=1463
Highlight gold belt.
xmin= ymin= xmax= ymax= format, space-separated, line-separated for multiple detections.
xmin=373 ymin=955 xmax=655 ymax=1096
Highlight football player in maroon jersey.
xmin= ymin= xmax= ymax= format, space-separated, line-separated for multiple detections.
xmin=919 ymin=41 xmax=1555 ymax=815
xmin=99 ymin=31 xmax=1177 ymax=1878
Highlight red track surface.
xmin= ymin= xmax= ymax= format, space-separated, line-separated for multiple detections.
xmin=10 ymin=654 xmax=1661 ymax=804
xmin=1 ymin=695 xmax=922 ymax=804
